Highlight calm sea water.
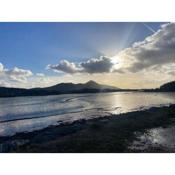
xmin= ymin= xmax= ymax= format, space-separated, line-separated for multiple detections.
xmin=0 ymin=92 xmax=175 ymax=136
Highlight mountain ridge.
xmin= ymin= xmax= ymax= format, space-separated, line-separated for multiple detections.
xmin=1 ymin=80 xmax=175 ymax=98
xmin=0 ymin=80 xmax=120 ymax=97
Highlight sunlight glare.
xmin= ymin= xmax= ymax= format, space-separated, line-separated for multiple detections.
xmin=111 ymin=55 xmax=123 ymax=69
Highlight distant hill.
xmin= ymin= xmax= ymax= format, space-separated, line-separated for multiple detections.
xmin=43 ymin=80 xmax=119 ymax=92
xmin=0 ymin=81 xmax=120 ymax=98
xmin=159 ymin=81 xmax=175 ymax=91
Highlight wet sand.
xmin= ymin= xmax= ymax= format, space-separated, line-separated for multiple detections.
xmin=0 ymin=105 xmax=175 ymax=153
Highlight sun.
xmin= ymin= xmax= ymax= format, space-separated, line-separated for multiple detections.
xmin=110 ymin=55 xmax=123 ymax=69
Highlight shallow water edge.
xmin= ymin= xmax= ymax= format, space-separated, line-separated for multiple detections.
xmin=1 ymin=104 xmax=175 ymax=153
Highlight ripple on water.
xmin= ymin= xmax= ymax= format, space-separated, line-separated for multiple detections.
xmin=0 ymin=92 xmax=175 ymax=137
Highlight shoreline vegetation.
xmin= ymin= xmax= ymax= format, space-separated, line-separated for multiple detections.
xmin=0 ymin=104 xmax=175 ymax=153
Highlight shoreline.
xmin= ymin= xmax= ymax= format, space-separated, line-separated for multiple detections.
xmin=1 ymin=104 xmax=175 ymax=153
xmin=0 ymin=90 xmax=173 ymax=99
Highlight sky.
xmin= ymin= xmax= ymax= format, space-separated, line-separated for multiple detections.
xmin=0 ymin=22 xmax=175 ymax=89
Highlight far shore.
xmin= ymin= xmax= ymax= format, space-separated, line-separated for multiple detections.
xmin=0 ymin=104 xmax=175 ymax=153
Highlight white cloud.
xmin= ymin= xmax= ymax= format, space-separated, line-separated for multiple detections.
xmin=0 ymin=63 xmax=4 ymax=72
xmin=0 ymin=63 xmax=33 ymax=86
xmin=47 ymin=60 xmax=81 ymax=74
xmin=117 ymin=23 xmax=175 ymax=73
xmin=47 ymin=56 xmax=115 ymax=74
xmin=5 ymin=67 xmax=33 ymax=82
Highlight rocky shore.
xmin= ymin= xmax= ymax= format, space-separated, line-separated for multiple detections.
xmin=0 ymin=105 xmax=175 ymax=153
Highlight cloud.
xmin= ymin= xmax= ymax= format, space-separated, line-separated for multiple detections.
xmin=80 ymin=56 xmax=114 ymax=73
xmin=2 ymin=23 xmax=175 ymax=89
xmin=5 ymin=67 xmax=33 ymax=82
xmin=47 ymin=23 xmax=175 ymax=76
xmin=47 ymin=60 xmax=81 ymax=74
xmin=47 ymin=56 xmax=115 ymax=74
xmin=0 ymin=63 xmax=33 ymax=83
xmin=118 ymin=23 xmax=175 ymax=73
xmin=0 ymin=63 xmax=4 ymax=72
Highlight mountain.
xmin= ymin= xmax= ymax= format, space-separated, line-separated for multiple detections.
xmin=159 ymin=81 xmax=175 ymax=91
xmin=43 ymin=80 xmax=119 ymax=93
xmin=0 ymin=81 xmax=120 ymax=97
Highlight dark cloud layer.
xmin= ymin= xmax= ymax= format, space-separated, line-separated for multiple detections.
xmin=80 ymin=56 xmax=114 ymax=73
